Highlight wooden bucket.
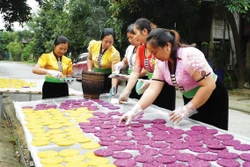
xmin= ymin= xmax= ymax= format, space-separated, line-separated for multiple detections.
xmin=82 ymin=70 xmax=105 ymax=99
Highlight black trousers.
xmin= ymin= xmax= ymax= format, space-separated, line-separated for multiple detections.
xmin=154 ymin=82 xmax=176 ymax=111
xmin=42 ymin=82 xmax=69 ymax=99
xmin=183 ymin=79 xmax=229 ymax=130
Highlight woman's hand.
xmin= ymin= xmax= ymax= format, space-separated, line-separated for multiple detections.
xmin=119 ymin=104 xmax=143 ymax=125
xmin=169 ymin=102 xmax=198 ymax=124
xmin=46 ymin=70 xmax=63 ymax=78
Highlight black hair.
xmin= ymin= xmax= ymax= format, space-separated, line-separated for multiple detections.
xmin=126 ymin=24 xmax=135 ymax=34
xmin=54 ymin=36 xmax=69 ymax=46
xmin=134 ymin=18 xmax=157 ymax=33
xmin=100 ymin=28 xmax=116 ymax=41
xmin=146 ymin=28 xmax=180 ymax=60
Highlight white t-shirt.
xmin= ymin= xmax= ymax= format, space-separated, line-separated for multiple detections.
xmin=124 ymin=45 xmax=136 ymax=70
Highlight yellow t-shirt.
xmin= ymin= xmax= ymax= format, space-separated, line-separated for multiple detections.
xmin=38 ymin=52 xmax=73 ymax=76
xmin=87 ymin=40 xmax=120 ymax=69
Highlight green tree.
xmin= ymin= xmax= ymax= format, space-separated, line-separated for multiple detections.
xmin=0 ymin=0 xmax=43 ymax=30
xmin=7 ymin=41 xmax=23 ymax=61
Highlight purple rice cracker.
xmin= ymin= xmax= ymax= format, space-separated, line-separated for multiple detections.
xmin=217 ymin=158 xmax=240 ymax=167
xmin=240 ymin=153 xmax=250 ymax=161
xmin=139 ymin=148 xmax=159 ymax=156
xmin=196 ymin=153 xmax=219 ymax=161
xmin=156 ymin=156 xmax=177 ymax=164
xmin=94 ymin=148 xmax=114 ymax=157
xmin=176 ymin=153 xmax=196 ymax=162
xmin=234 ymin=143 xmax=250 ymax=151
xmin=114 ymin=159 xmax=136 ymax=167
xmin=218 ymin=151 xmax=239 ymax=159
xmin=188 ymin=159 xmax=211 ymax=167
xmin=134 ymin=154 xmax=154 ymax=163
xmin=159 ymin=148 xmax=179 ymax=156
xmin=112 ymin=152 xmax=133 ymax=159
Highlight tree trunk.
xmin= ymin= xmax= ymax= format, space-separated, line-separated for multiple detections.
xmin=226 ymin=11 xmax=245 ymax=88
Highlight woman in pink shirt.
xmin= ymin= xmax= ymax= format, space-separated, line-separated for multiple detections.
xmin=120 ymin=28 xmax=228 ymax=130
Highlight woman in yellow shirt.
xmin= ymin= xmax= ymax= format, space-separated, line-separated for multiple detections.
xmin=32 ymin=36 xmax=73 ymax=99
xmin=87 ymin=28 xmax=120 ymax=95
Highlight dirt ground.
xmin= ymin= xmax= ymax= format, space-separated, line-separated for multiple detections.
xmin=0 ymin=95 xmax=28 ymax=167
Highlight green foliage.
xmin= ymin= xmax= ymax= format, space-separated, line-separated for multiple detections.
xmin=21 ymin=44 xmax=32 ymax=61
xmin=7 ymin=42 xmax=23 ymax=61
xmin=224 ymin=70 xmax=238 ymax=90
xmin=0 ymin=0 xmax=33 ymax=30
xmin=223 ymin=0 xmax=250 ymax=14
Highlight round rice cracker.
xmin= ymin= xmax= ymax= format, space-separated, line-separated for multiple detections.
xmin=240 ymin=153 xmax=250 ymax=161
xmin=159 ymin=148 xmax=179 ymax=156
xmin=217 ymin=158 xmax=241 ymax=167
xmin=143 ymin=162 xmax=165 ymax=167
xmin=134 ymin=154 xmax=155 ymax=163
xmin=222 ymin=139 xmax=241 ymax=146
xmin=218 ymin=151 xmax=239 ymax=159
xmin=191 ymin=125 xmax=207 ymax=131
xmin=94 ymin=148 xmax=114 ymax=157
xmin=189 ymin=146 xmax=209 ymax=153
xmin=112 ymin=152 xmax=133 ymax=159
xmin=108 ymin=145 xmax=126 ymax=151
xmin=139 ymin=147 xmax=159 ymax=156
xmin=243 ymin=161 xmax=250 ymax=167
xmin=176 ymin=153 xmax=196 ymax=162
xmin=215 ymin=134 xmax=234 ymax=141
xmin=188 ymin=159 xmax=211 ymax=167
xmin=196 ymin=153 xmax=219 ymax=161
xmin=114 ymin=159 xmax=136 ymax=167
xmin=234 ymin=143 xmax=250 ymax=151
xmin=155 ymin=155 xmax=177 ymax=164
xmin=167 ymin=162 xmax=188 ymax=167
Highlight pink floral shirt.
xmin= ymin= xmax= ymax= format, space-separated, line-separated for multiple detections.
xmin=153 ymin=47 xmax=217 ymax=92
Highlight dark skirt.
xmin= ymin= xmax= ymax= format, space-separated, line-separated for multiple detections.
xmin=153 ymin=82 xmax=176 ymax=111
xmin=102 ymin=73 xmax=112 ymax=93
xmin=183 ymin=79 xmax=229 ymax=130
xmin=42 ymin=81 xmax=69 ymax=99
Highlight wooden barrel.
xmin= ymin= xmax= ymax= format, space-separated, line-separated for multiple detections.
xmin=82 ymin=70 xmax=105 ymax=99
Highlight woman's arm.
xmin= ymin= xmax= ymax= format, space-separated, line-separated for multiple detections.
xmin=189 ymin=73 xmax=216 ymax=109
xmin=87 ymin=52 xmax=94 ymax=71
xmin=32 ymin=63 xmax=47 ymax=75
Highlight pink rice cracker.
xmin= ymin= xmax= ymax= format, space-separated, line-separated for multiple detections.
xmin=243 ymin=161 xmax=250 ymax=167
xmin=191 ymin=125 xmax=207 ymax=131
xmin=240 ymin=153 xmax=250 ymax=161
xmin=159 ymin=148 xmax=179 ymax=156
xmin=155 ymin=155 xmax=177 ymax=164
xmin=207 ymin=144 xmax=226 ymax=150
xmin=134 ymin=154 xmax=154 ymax=163
xmin=94 ymin=148 xmax=114 ymax=157
xmin=218 ymin=151 xmax=239 ymax=159
xmin=189 ymin=146 xmax=208 ymax=153
xmin=112 ymin=152 xmax=133 ymax=159
xmin=222 ymin=139 xmax=241 ymax=146
xmin=139 ymin=148 xmax=159 ymax=156
xmin=196 ymin=153 xmax=219 ymax=161
xmin=176 ymin=153 xmax=196 ymax=162
xmin=217 ymin=158 xmax=240 ymax=167
xmin=143 ymin=162 xmax=165 ymax=167
xmin=188 ymin=159 xmax=211 ymax=167
xmin=234 ymin=143 xmax=250 ymax=151
xmin=114 ymin=159 xmax=136 ymax=167
xmin=167 ymin=162 xmax=188 ymax=167
xmin=215 ymin=134 xmax=234 ymax=141
xmin=152 ymin=118 xmax=166 ymax=124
